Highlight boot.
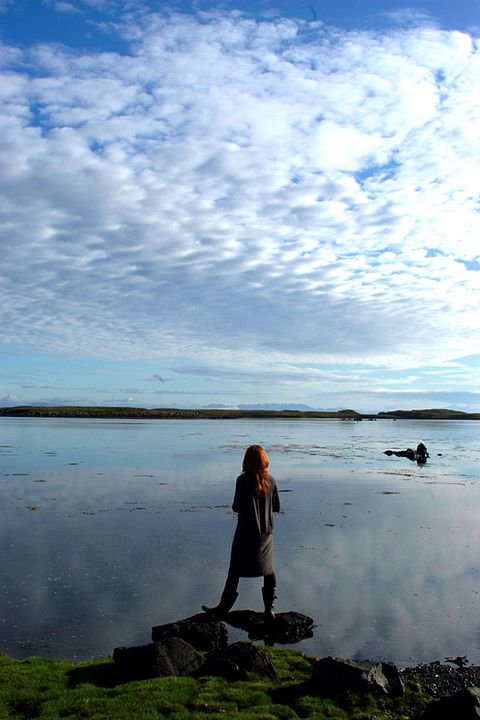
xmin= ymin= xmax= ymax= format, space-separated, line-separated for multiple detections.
xmin=201 ymin=590 xmax=238 ymax=619
xmin=262 ymin=585 xmax=276 ymax=626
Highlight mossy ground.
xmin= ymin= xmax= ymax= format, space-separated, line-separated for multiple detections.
xmin=0 ymin=647 xmax=429 ymax=720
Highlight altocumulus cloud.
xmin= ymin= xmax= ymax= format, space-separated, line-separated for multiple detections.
xmin=1 ymin=9 xmax=479 ymax=371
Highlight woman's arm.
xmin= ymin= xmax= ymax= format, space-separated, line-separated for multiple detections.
xmin=272 ymin=480 xmax=280 ymax=513
xmin=232 ymin=475 xmax=243 ymax=513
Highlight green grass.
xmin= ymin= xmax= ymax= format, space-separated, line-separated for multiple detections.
xmin=0 ymin=648 xmax=429 ymax=720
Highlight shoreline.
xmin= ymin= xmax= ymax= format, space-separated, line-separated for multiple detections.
xmin=3 ymin=647 xmax=479 ymax=684
xmin=1 ymin=645 xmax=480 ymax=719
xmin=1 ymin=405 xmax=479 ymax=420
xmin=2 ymin=645 xmax=480 ymax=689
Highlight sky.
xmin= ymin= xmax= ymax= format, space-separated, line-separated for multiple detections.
xmin=1 ymin=0 xmax=479 ymax=413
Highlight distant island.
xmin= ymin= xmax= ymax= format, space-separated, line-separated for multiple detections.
xmin=0 ymin=406 xmax=479 ymax=420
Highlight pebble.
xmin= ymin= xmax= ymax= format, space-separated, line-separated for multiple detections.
xmin=403 ymin=661 xmax=480 ymax=696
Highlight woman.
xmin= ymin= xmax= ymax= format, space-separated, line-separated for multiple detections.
xmin=202 ymin=445 xmax=280 ymax=623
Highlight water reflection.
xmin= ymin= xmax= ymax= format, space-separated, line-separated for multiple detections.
xmin=279 ymin=479 xmax=480 ymax=665
xmin=0 ymin=417 xmax=479 ymax=665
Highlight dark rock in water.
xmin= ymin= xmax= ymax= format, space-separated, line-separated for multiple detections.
xmin=200 ymin=640 xmax=278 ymax=680
xmin=384 ymin=448 xmax=416 ymax=461
xmin=226 ymin=609 xmax=314 ymax=644
xmin=384 ymin=448 xmax=428 ymax=463
xmin=385 ymin=442 xmax=429 ymax=464
xmin=152 ymin=612 xmax=228 ymax=651
xmin=416 ymin=441 xmax=428 ymax=459
xmin=272 ymin=611 xmax=315 ymax=643
xmin=309 ymin=656 xmax=404 ymax=697
xmin=113 ymin=637 xmax=204 ymax=679
xmin=422 ymin=686 xmax=480 ymax=719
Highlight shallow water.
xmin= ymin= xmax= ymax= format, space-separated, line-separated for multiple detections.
xmin=0 ymin=416 xmax=479 ymax=666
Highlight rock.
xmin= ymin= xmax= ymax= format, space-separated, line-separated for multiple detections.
xmin=201 ymin=657 xmax=247 ymax=681
xmin=273 ymin=611 xmax=315 ymax=643
xmin=416 ymin=442 xmax=428 ymax=460
xmin=309 ymin=656 xmax=404 ymax=697
xmin=113 ymin=637 xmax=204 ymax=679
xmin=384 ymin=448 xmax=416 ymax=461
xmin=200 ymin=641 xmax=278 ymax=680
xmin=226 ymin=610 xmax=314 ymax=644
xmin=151 ymin=613 xmax=228 ymax=651
xmin=422 ymin=686 xmax=480 ymax=719
xmin=380 ymin=661 xmax=406 ymax=698
xmin=384 ymin=444 xmax=429 ymax=463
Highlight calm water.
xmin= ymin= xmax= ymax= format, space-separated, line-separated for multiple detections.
xmin=1 ymin=416 xmax=479 ymax=666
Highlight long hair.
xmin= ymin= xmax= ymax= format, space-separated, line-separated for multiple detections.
xmin=242 ymin=445 xmax=270 ymax=496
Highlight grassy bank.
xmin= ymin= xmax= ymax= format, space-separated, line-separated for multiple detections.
xmin=0 ymin=647 xmax=428 ymax=720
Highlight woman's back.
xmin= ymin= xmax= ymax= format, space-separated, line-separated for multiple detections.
xmin=233 ymin=473 xmax=280 ymax=535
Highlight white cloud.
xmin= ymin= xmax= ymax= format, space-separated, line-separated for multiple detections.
xmin=383 ymin=9 xmax=437 ymax=28
xmin=1 ymin=10 xmax=479 ymax=377
xmin=44 ymin=0 xmax=83 ymax=14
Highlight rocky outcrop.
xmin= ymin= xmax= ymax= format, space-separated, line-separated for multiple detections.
xmin=114 ymin=611 xmax=480 ymax=717
xmin=200 ymin=641 xmax=278 ymax=681
xmin=151 ymin=612 xmax=228 ymax=652
xmin=422 ymin=686 xmax=480 ymax=719
xmin=309 ymin=656 xmax=404 ymax=698
xmin=116 ymin=610 xmax=303 ymax=682
xmin=113 ymin=636 xmax=277 ymax=682
xmin=113 ymin=637 xmax=204 ymax=679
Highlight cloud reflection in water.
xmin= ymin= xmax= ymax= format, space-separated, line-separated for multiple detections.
xmin=0 ymin=417 xmax=479 ymax=665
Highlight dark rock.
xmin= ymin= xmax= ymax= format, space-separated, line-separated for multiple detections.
xmin=226 ymin=609 xmax=314 ymax=644
xmin=380 ymin=661 xmax=405 ymax=698
xmin=422 ymin=686 xmax=480 ymax=719
xmin=152 ymin=612 xmax=228 ymax=651
xmin=384 ymin=448 xmax=416 ymax=461
xmin=200 ymin=641 xmax=278 ymax=680
xmin=416 ymin=442 xmax=428 ymax=459
xmin=113 ymin=637 xmax=204 ymax=679
xmin=445 ymin=654 xmax=469 ymax=667
xmin=384 ymin=444 xmax=429 ymax=463
xmin=274 ymin=611 xmax=315 ymax=642
xmin=201 ymin=657 xmax=248 ymax=681
xmin=309 ymin=656 xmax=404 ymax=697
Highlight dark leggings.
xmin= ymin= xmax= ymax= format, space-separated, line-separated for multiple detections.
xmin=224 ymin=571 xmax=276 ymax=595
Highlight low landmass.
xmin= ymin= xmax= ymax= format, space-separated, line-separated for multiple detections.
xmin=0 ymin=405 xmax=479 ymax=420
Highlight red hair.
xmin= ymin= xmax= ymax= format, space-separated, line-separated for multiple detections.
xmin=242 ymin=445 xmax=270 ymax=496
